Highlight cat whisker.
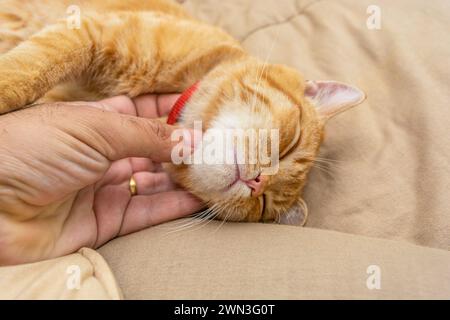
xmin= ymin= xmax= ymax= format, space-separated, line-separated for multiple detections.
xmin=313 ymin=159 xmax=343 ymax=170
xmin=158 ymin=201 xmax=213 ymax=226
xmin=311 ymin=163 xmax=337 ymax=180
xmin=212 ymin=203 xmax=233 ymax=233
xmin=156 ymin=202 xmax=214 ymax=230
xmin=314 ymin=156 xmax=344 ymax=164
xmin=250 ymin=37 xmax=276 ymax=115
xmin=315 ymin=156 xmax=342 ymax=161
xmin=296 ymin=151 xmax=344 ymax=169
xmin=162 ymin=203 xmax=221 ymax=234
xmin=162 ymin=215 xmax=208 ymax=235
xmin=172 ymin=201 xmax=237 ymax=235
xmin=171 ymin=205 xmax=223 ymax=234
xmin=275 ymin=212 xmax=281 ymax=224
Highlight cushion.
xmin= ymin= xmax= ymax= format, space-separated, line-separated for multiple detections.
xmin=98 ymin=220 xmax=450 ymax=299
xmin=0 ymin=248 xmax=122 ymax=299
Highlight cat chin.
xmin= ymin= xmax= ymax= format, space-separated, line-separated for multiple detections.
xmin=217 ymin=206 xmax=257 ymax=223
xmin=167 ymin=163 xmax=264 ymax=222
xmin=193 ymin=181 xmax=252 ymax=203
xmin=221 ymin=181 xmax=252 ymax=198
xmin=188 ymin=168 xmax=256 ymax=200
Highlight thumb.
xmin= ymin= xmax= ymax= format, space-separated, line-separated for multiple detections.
xmin=52 ymin=104 xmax=197 ymax=162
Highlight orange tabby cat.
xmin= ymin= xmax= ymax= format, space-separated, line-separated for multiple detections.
xmin=0 ymin=0 xmax=365 ymax=225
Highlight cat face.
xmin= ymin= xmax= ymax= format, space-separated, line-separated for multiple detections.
xmin=166 ymin=59 xmax=365 ymax=225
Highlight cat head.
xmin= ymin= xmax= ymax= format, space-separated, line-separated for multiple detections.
xmin=165 ymin=58 xmax=365 ymax=225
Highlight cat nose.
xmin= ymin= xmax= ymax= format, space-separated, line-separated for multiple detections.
xmin=245 ymin=174 xmax=268 ymax=198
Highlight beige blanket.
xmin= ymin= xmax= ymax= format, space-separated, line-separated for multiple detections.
xmin=184 ymin=0 xmax=450 ymax=250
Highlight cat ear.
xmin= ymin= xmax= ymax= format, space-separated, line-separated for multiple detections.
xmin=305 ymin=80 xmax=366 ymax=120
xmin=278 ymin=198 xmax=308 ymax=226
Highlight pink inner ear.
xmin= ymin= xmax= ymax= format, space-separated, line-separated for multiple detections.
xmin=306 ymin=81 xmax=348 ymax=97
xmin=304 ymin=80 xmax=320 ymax=97
xmin=305 ymin=80 xmax=366 ymax=119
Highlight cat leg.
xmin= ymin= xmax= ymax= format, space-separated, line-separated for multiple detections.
xmin=0 ymin=20 xmax=97 ymax=114
xmin=0 ymin=11 xmax=245 ymax=114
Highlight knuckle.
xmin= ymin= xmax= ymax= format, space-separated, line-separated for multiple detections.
xmin=147 ymin=175 xmax=158 ymax=190
xmin=111 ymin=95 xmax=136 ymax=113
xmin=146 ymin=120 xmax=172 ymax=141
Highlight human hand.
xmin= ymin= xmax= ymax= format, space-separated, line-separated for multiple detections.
xmin=0 ymin=94 xmax=202 ymax=265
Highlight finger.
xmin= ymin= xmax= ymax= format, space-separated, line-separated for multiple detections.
xmin=130 ymin=158 xmax=154 ymax=172
xmin=51 ymin=104 xmax=198 ymax=162
xmin=119 ymin=191 xmax=203 ymax=235
xmin=99 ymin=95 xmax=137 ymax=115
xmin=133 ymin=94 xmax=181 ymax=118
xmin=133 ymin=172 xmax=176 ymax=195
xmin=152 ymin=162 xmax=165 ymax=173
xmin=64 ymin=94 xmax=181 ymax=118
xmin=95 ymin=158 xmax=132 ymax=189
xmin=65 ymin=96 xmax=137 ymax=115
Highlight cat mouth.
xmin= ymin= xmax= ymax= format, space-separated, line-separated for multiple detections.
xmin=218 ymin=150 xmax=259 ymax=196
xmin=223 ymin=165 xmax=257 ymax=198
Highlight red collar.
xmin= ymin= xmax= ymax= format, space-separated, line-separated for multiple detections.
xmin=167 ymin=82 xmax=199 ymax=125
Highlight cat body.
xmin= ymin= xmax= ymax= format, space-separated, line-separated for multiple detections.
xmin=0 ymin=0 xmax=365 ymax=224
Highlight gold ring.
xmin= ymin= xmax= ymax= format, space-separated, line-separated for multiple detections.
xmin=129 ymin=176 xmax=137 ymax=196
